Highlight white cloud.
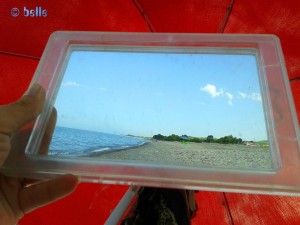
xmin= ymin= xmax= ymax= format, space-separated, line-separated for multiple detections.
xmin=238 ymin=91 xmax=262 ymax=102
xmin=62 ymin=81 xmax=80 ymax=87
xmin=200 ymin=84 xmax=233 ymax=105
xmin=249 ymin=93 xmax=262 ymax=102
xmin=200 ymin=84 xmax=223 ymax=98
xmin=225 ymin=92 xmax=233 ymax=105
xmin=238 ymin=92 xmax=247 ymax=99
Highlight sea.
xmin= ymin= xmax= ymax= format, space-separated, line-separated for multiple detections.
xmin=49 ymin=126 xmax=149 ymax=157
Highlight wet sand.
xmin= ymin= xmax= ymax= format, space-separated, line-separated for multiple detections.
xmin=94 ymin=140 xmax=272 ymax=170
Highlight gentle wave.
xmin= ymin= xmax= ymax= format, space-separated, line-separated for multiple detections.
xmin=89 ymin=142 xmax=149 ymax=154
xmin=49 ymin=126 xmax=149 ymax=157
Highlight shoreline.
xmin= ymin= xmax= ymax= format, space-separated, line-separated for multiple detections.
xmin=93 ymin=140 xmax=272 ymax=170
xmin=88 ymin=141 xmax=151 ymax=157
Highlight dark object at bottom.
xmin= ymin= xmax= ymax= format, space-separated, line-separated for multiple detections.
xmin=121 ymin=187 xmax=198 ymax=225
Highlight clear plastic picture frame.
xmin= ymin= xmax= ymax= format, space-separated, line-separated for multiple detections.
xmin=2 ymin=31 xmax=300 ymax=195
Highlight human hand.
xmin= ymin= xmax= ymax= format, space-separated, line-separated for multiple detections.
xmin=0 ymin=84 xmax=79 ymax=225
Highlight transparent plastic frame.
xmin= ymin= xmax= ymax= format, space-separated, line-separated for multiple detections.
xmin=2 ymin=32 xmax=300 ymax=195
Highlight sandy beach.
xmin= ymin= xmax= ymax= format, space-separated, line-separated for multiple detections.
xmin=93 ymin=140 xmax=272 ymax=170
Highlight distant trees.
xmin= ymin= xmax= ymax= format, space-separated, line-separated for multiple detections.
xmin=216 ymin=135 xmax=243 ymax=144
xmin=189 ymin=137 xmax=204 ymax=143
xmin=153 ymin=134 xmax=165 ymax=140
xmin=206 ymin=135 xmax=214 ymax=143
xmin=152 ymin=134 xmax=243 ymax=144
xmin=153 ymin=134 xmax=181 ymax=142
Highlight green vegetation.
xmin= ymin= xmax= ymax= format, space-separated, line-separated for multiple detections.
xmin=153 ymin=134 xmax=243 ymax=144
xmin=256 ymin=140 xmax=268 ymax=145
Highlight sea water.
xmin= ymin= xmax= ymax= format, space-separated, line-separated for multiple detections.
xmin=49 ymin=126 xmax=149 ymax=157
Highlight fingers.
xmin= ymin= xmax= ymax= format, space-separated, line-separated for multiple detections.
xmin=0 ymin=84 xmax=45 ymax=136
xmin=39 ymin=108 xmax=57 ymax=155
xmin=19 ymin=174 xmax=79 ymax=214
xmin=0 ymin=84 xmax=45 ymax=166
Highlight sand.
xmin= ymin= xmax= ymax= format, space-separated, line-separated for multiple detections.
xmin=93 ymin=140 xmax=273 ymax=170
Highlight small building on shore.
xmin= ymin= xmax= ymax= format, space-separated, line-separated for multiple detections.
xmin=243 ymin=141 xmax=255 ymax=146
xmin=180 ymin=135 xmax=190 ymax=141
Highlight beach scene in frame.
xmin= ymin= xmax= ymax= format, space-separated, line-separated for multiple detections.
xmin=49 ymin=49 xmax=272 ymax=170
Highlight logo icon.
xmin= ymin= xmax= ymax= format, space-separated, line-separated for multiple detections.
xmin=11 ymin=8 xmax=20 ymax=17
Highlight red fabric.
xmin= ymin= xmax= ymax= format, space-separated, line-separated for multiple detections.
xmin=225 ymin=193 xmax=300 ymax=225
xmin=0 ymin=54 xmax=38 ymax=105
xmin=224 ymin=0 xmax=300 ymax=81
xmin=19 ymin=183 xmax=129 ymax=225
xmin=0 ymin=0 xmax=149 ymax=58
xmin=291 ymin=81 xmax=300 ymax=123
xmin=21 ymin=188 xmax=300 ymax=224
xmin=136 ymin=0 xmax=300 ymax=80
xmin=191 ymin=192 xmax=232 ymax=225
xmin=0 ymin=0 xmax=299 ymax=224
xmin=134 ymin=0 xmax=233 ymax=32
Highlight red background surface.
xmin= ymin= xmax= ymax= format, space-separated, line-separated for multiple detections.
xmin=0 ymin=0 xmax=299 ymax=224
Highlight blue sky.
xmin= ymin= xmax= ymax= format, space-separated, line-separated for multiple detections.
xmin=54 ymin=49 xmax=268 ymax=141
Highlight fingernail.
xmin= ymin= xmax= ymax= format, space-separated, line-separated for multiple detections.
xmin=25 ymin=84 xmax=41 ymax=96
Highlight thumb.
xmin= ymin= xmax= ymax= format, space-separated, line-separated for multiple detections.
xmin=0 ymin=84 xmax=45 ymax=136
